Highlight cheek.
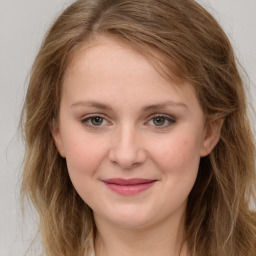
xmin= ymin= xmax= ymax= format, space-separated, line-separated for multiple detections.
xmin=150 ymin=131 xmax=203 ymax=175
xmin=62 ymin=133 xmax=111 ymax=207
xmin=62 ymin=131 xmax=108 ymax=186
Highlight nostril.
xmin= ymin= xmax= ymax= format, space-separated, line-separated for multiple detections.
xmin=108 ymin=129 xmax=147 ymax=169
xmin=108 ymin=147 xmax=147 ymax=170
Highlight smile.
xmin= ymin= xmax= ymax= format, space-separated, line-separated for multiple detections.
xmin=102 ymin=178 xmax=157 ymax=195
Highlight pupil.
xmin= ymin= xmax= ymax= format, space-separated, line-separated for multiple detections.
xmin=92 ymin=117 xmax=103 ymax=126
xmin=153 ymin=117 xmax=165 ymax=126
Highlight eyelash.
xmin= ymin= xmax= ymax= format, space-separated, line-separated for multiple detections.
xmin=81 ymin=114 xmax=176 ymax=129
xmin=81 ymin=114 xmax=111 ymax=127
xmin=147 ymin=114 xmax=176 ymax=129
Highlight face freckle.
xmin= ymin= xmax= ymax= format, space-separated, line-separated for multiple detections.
xmin=52 ymin=36 xmax=219 ymax=231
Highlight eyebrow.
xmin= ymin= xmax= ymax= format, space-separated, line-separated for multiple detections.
xmin=71 ymin=100 xmax=188 ymax=111
xmin=142 ymin=101 xmax=188 ymax=111
xmin=71 ymin=101 xmax=114 ymax=111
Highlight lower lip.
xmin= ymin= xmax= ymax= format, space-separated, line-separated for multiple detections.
xmin=103 ymin=181 xmax=156 ymax=195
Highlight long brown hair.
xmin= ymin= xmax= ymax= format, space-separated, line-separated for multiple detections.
xmin=21 ymin=0 xmax=256 ymax=255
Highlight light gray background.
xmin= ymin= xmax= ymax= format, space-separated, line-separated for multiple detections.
xmin=0 ymin=1 xmax=255 ymax=255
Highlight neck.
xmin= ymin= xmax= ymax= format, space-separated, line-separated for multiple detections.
xmin=94 ymin=210 xmax=188 ymax=256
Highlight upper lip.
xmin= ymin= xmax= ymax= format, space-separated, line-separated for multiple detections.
xmin=102 ymin=178 xmax=156 ymax=186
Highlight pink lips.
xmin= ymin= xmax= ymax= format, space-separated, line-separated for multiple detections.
xmin=102 ymin=178 xmax=156 ymax=195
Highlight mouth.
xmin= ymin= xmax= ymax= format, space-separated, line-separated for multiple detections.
xmin=101 ymin=178 xmax=157 ymax=195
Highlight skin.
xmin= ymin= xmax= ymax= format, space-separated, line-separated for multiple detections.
xmin=52 ymin=37 xmax=222 ymax=256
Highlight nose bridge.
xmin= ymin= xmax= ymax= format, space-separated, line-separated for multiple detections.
xmin=109 ymin=122 xmax=146 ymax=169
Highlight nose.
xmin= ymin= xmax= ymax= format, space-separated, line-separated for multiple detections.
xmin=108 ymin=124 xmax=147 ymax=169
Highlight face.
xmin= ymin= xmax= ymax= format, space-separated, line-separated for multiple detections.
xmin=53 ymin=37 xmax=220 ymax=230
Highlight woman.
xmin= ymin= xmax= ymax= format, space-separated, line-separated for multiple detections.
xmin=21 ymin=0 xmax=256 ymax=255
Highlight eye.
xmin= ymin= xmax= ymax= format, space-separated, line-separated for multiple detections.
xmin=81 ymin=115 xmax=110 ymax=127
xmin=147 ymin=115 xmax=176 ymax=128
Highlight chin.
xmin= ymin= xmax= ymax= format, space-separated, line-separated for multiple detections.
xmin=101 ymin=206 xmax=159 ymax=229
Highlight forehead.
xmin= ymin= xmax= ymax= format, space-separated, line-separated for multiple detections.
xmin=66 ymin=35 xmax=185 ymax=82
xmin=61 ymin=36 xmax=199 ymax=111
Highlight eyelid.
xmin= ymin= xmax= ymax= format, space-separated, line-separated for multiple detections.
xmin=81 ymin=114 xmax=112 ymax=127
xmin=80 ymin=113 xmax=176 ymax=129
xmin=145 ymin=113 xmax=176 ymax=129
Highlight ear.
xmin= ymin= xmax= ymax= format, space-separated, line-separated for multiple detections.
xmin=200 ymin=118 xmax=224 ymax=157
xmin=51 ymin=119 xmax=66 ymax=158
